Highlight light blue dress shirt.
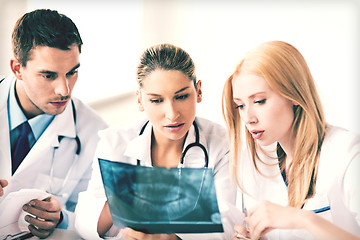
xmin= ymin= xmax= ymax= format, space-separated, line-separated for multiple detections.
xmin=6 ymin=79 xmax=72 ymax=229
xmin=8 ymin=80 xmax=54 ymax=147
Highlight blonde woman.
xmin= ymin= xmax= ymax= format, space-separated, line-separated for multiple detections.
xmin=222 ymin=41 xmax=360 ymax=240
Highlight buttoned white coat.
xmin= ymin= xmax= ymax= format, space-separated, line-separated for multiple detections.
xmin=0 ymin=76 xmax=107 ymax=229
xmin=75 ymin=117 xmax=237 ymax=239
xmin=237 ymin=125 xmax=360 ymax=239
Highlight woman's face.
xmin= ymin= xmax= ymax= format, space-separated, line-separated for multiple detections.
xmin=138 ymin=69 xmax=201 ymax=143
xmin=232 ymin=72 xmax=295 ymax=147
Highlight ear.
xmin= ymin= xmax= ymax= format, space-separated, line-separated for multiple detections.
xmin=136 ymin=90 xmax=144 ymax=112
xmin=196 ymin=80 xmax=202 ymax=103
xmin=10 ymin=58 xmax=23 ymax=80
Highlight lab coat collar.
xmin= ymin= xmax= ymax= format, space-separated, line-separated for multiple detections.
xmin=0 ymin=74 xmax=77 ymax=178
xmin=0 ymin=75 xmax=76 ymax=147
xmin=9 ymin=99 xmax=76 ymax=177
xmin=124 ymin=118 xmax=205 ymax=167
xmin=124 ymin=120 xmax=153 ymax=166
xmin=0 ymin=76 xmax=12 ymax=179
xmin=53 ymin=100 xmax=76 ymax=141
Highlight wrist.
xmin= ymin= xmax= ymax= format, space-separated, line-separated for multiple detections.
xmin=298 ymin=209 xmax=316 ymax=231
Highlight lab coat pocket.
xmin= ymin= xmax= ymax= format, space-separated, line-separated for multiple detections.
xmin=34 ymin=173 xmax=78 ymax=206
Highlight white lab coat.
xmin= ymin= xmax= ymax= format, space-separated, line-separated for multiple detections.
xmin=0 ymin=76 xmax=107 ymax=229
xmin=75 ymin=117 xmax=237 ymax=240
xmin=236 ymin=125 xmax=360 ymax=239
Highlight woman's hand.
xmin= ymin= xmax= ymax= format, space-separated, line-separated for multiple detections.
xmin=121 ymin=227 xmax=181 ymax=240
xmin=246 ymin=201 xmax=302 ymax=240
xmin=22 ymin=196 xmax=62 ymax=238
xmin=232 ymin=224 xmax=250 ymax=240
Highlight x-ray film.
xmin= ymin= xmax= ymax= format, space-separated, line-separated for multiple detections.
xmin=98 ymin=159 xmax=223 ymax=234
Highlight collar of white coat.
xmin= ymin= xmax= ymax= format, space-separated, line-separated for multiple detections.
xmin=0 ymin=75 xmax=76 ymax=145
xmin=123 ymin=119 xmax=203 ymax=167
xmin=46 ymin=98 xmax=77 ymax=148
xmin=5 ymin=76 xmax=77 ymax=148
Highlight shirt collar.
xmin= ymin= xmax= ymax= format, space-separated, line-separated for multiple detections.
xmin=8 ymin=79 xmax=54 ymax=140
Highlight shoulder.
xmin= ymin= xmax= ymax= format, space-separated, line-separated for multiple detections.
xmin=195 ymin=116 xmax=227 ymax=139
xmin=195 ymin=116 xmax=229 ymax=151
xmin=322 ymin=125 xmax=360 ymax=154
xmin=99 ymin=117 xmax=148 ymax=145
xmin=0 ymin=76 xmax=15 ymax=103
xmin=318 ymin=124 xmax=360 ymax=179
xmin=71 ymin=98 xmax=108 ymax=131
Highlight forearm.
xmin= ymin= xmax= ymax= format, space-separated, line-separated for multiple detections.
xmin=97 ymin=201 xmax=113 ymax=236
xmin=301 ymin=210 xmax=360 ymax=240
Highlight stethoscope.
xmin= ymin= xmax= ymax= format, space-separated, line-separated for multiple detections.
xmin=136 ymin=120 xmax=210 ymax=209
xmin=137 ymin=120 xmax=209 ymax=168
xmin=47 ymin=100 xmax=81 ymax=198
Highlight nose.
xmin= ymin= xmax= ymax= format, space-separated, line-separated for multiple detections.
xmin=165 ymin=101 xmax=180 ymax=121
xmin=54 ymin=77 xmax=70 ymax=97
xmin=243 ymin=106 xmax=257 ymax=125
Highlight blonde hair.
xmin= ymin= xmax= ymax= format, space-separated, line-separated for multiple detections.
xmin=222 ymin=41 xmax=326 ymax=208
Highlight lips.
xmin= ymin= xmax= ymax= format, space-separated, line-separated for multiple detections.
xmin=250 ymin=130 xmax=264 ymax=140
xmin=50 ymin=100 xmax=68 ymax=108
xmin=164 ymin=123 xmax=185 ymax=133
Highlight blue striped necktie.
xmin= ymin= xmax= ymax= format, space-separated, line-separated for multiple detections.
xmin=11 ymin=121 xmax=33 ymax=174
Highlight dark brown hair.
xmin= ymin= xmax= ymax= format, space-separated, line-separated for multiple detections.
xmin=12 ymin=9 xmax=83 ymax=66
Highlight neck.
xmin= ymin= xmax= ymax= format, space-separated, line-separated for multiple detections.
xmin=150 ymin=131 xmax=186 ymax=168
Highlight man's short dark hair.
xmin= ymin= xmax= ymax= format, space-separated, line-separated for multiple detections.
xmin=12 ymin=9 xmax=83 ymax=66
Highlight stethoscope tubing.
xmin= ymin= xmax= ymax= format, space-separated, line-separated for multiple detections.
xmin=48 ymin=100 xmax=81 ymax=197
xmin=137 ymin=120 xmax=209 ymax=168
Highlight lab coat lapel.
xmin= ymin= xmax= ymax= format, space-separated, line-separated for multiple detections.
xmin=0 ymin=76 xmax=12 ymax=179
xmin=124 ymin=121 xmax=153 ymax=166
xmin=123 ymin=119 xmax=208 ymax=168
xmin=12 ymin=100 xmax=76 ymax=176
xmin=180 ymin=120 xmax=207 ymax=168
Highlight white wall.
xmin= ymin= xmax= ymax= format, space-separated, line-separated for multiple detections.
xmin=1 ymin=0 xmax=359 ymax=133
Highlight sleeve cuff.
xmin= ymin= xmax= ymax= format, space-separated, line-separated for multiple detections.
xmin=56 ymin=210 xmax=69 ymax=229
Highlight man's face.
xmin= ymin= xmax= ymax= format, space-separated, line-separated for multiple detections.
xmin=14 ymin=45 xmax=80 ymax=118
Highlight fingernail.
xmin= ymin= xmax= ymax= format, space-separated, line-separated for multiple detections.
xmin=29 ymin=201 xmax=35 ymax=206
xmin=23 ymin=205 xmax=28 ymax=210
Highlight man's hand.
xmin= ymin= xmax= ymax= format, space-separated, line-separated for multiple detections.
xmin=22 ymin=196 xmax=62 ymax=238
xmin=0 ymin=179 xmax=8 ymax=197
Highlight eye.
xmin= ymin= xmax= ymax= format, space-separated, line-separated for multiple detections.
xmin=255 ymin=99 xmax=266 ymax=105
xmin=42 ymin=73 xmax=56 ymax=80
xmin=235 ymin=104 xmax=244 ymax=110
xmin=175 ymin=94 xmax=189 ymax=100
xmin=150 ymin=98 xmax=163 ymax=104
xmin=66 ymin=70 xmax=78 ymax=77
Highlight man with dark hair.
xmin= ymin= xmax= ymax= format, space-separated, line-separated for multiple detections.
xmin=0 ymin=9 xmax=107 ymax=238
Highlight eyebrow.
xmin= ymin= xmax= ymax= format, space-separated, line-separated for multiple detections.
xmin=145 ymin=86 xmax=190 ymax=96
xmin=68 ymin=63 xmax=81 ymax=73
xmin=174 ymin=86 xmax=189 ymax=94
xmin=233 ymin=91 xmax=266 ymax=101
xmin=38 ymin=63 xmax=81 ymax=75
